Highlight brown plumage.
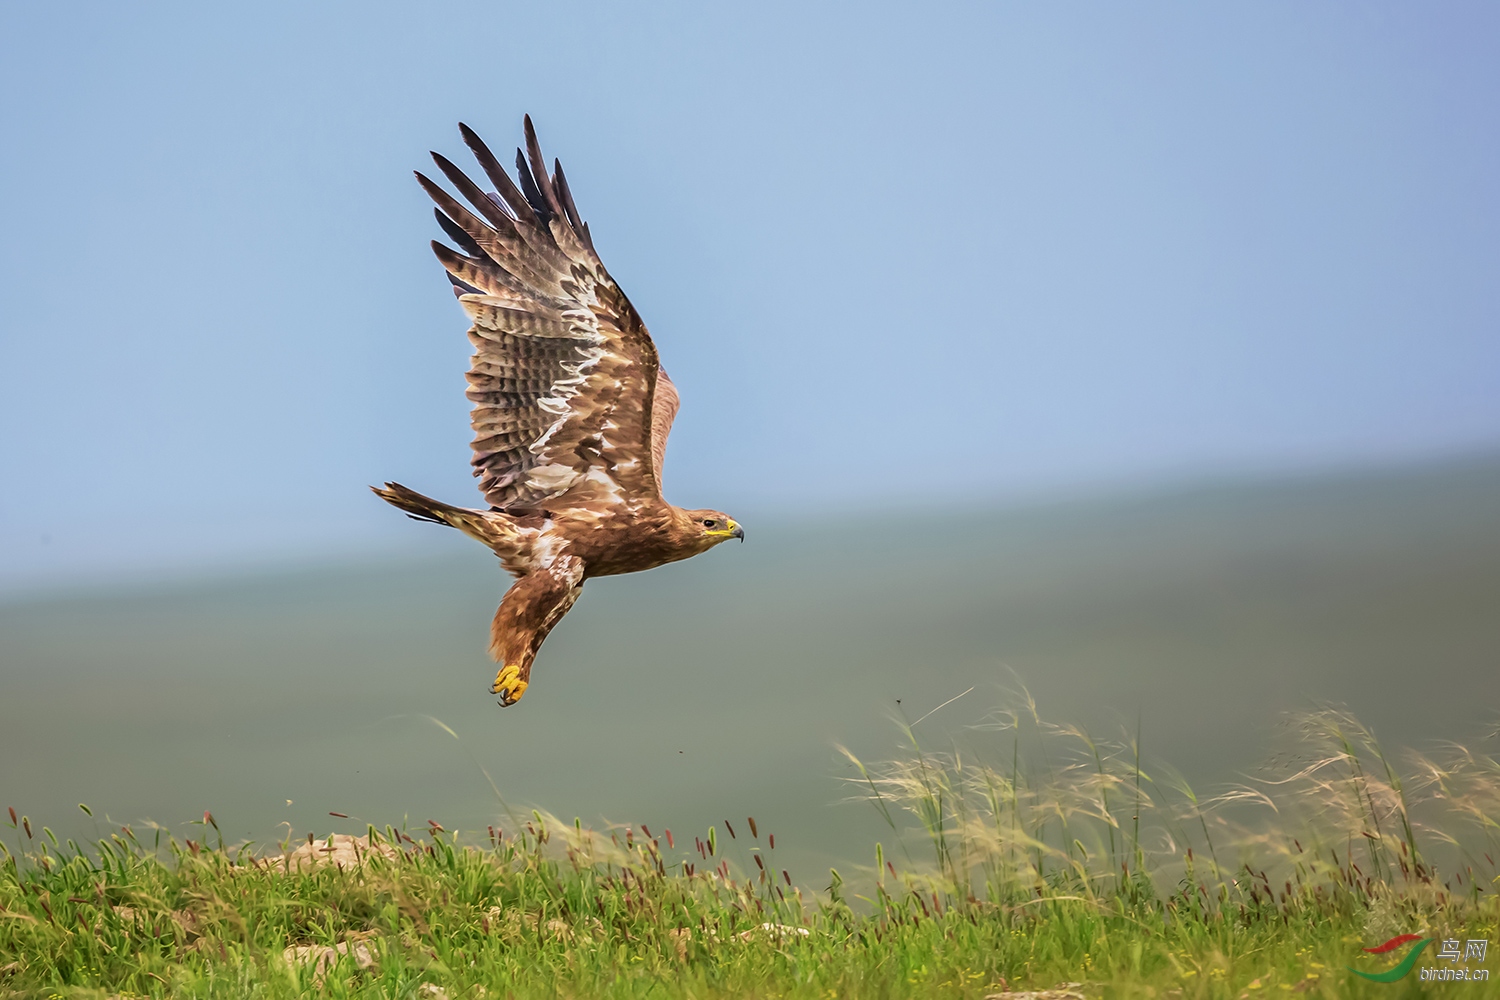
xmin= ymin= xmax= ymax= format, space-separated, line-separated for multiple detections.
xmin=373 ymin=117 xmax=743 ymax=707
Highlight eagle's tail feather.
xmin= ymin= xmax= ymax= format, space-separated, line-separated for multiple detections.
xmin=371 ymin=483 xmax=518 ymax=553
xmin=371 ymin=482 xmax=460 ymax=523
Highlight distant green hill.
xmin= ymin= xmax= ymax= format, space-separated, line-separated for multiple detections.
xmin=3 ymin=456 xmax=1498 ymax=875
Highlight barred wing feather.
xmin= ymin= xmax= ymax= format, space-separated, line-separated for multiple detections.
xmin=418 ymin=117 xmax=677 ymax=511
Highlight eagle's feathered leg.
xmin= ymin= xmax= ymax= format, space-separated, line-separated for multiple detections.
xmin=489 ymin=555 xmax=585 ymax=706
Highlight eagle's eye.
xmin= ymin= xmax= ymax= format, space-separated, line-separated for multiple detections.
xmin=703 ymin=519 xmax=717 ymax=528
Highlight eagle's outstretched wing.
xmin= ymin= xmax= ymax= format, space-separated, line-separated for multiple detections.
xmin=418 ymin=117 xmax=679 ymax=511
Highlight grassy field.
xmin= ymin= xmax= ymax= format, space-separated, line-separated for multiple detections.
xmin=4 ymin=706 xmax=1496 ymax=999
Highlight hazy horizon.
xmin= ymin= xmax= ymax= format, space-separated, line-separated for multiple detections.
xmin=2 ymin=447 xmax=1493 ymax=603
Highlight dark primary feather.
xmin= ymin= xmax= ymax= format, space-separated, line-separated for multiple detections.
xmin=434 ymin=207 xmax=484 ymax=259
xmin=553 ymin=160 xmax=589 ymax=245
xmin=459 ymin=122 xmax=537 ymax=224
xmin=447 ymin=271 xmax=484 ymax=296
xmin=426 ymin=155 xmax=513 ymax=231
xmin=522 ymin=114 xmax=565 ymax=219
xmin=513 ymin=148 xmax=551 ymax=222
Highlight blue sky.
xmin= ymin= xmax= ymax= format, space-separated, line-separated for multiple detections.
xmin=2 ymin=2 xmax=1497 ymax=591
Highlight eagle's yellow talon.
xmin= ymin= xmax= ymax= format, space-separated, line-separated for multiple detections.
xmin=492 ymin=665 xmax=528 ymax=706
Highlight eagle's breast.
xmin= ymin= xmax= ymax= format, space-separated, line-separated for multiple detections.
xmin=532 ymin=500 xmax=694 ymax=578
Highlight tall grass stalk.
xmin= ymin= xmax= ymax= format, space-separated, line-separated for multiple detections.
xmin=840 ymin=701 xmax=1500 ymax=926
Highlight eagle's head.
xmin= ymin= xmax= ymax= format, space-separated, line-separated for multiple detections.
xmin=684 ymin=509 xmax=745 ymax=547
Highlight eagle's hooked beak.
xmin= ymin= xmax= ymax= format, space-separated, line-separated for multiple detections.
xmin=730 ymin=520 xmax=745 ymax=542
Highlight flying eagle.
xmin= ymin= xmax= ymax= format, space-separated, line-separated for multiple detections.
xmin=373 ymin=118 xmax=743 ymax=707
